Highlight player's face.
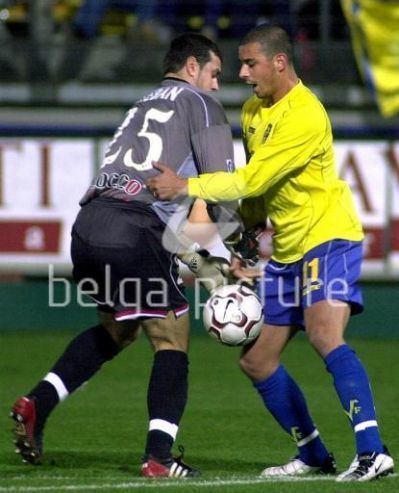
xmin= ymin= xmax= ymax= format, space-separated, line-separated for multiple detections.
xmin=238 ymin=42 xmax=280 ymax=100
xmin=195 ymin=52 xmax=221 ymax=92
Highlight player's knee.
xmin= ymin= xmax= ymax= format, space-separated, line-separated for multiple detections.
xmin=239 ymin=353 xmax=278 ymax=381
xmin=144 ymin=312 xmax=189 ymax=352
xmin=307 ymin=331 xmax=325 ymax=353
xmin=150 ymin=333 xmax=188 ymax=352
xmin=307 ymin=324 xmax=344 ymax=357
xmin=238 ymin=355 xmax=257 ymax=378
xmin=103 ymin=322 xmax=141 ymax=349
xmin=118 ymin=330 xmax=141 ymax=349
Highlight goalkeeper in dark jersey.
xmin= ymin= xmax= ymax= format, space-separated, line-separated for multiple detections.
xmin=10 ymin=33 xmax=236 ymax=478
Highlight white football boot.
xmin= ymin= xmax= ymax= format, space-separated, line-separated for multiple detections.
xmin=336 ymin=449 xmax=394 ymax=482
xmin=260 ymin=453 xmax=336 ymax=477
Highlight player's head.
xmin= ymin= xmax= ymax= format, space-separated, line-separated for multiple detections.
xmin=163 ymin=33 xmax=222 ymax=92
xmin=238 ymin=24 xmax=296 ymax=101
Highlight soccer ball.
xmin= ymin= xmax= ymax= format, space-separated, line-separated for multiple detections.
xmin=203 ymin=284 xmax=263 ymax=346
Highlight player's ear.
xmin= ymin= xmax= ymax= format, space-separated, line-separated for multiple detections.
xmin=186 ymin=56 xmax=200 ymax=77
xmin=274 ymin=53 xmax=288 ymax=72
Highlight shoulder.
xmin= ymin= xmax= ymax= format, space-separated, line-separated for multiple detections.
xmin=178 ymin=86 xmax=221 ymax=109
xmin=284 ymin=83 xmax=331 ymax=133
xmin=178 ymin=87 xmax=228 ymax=126
xmin=290 ymin=83 xmax=328 ymax=118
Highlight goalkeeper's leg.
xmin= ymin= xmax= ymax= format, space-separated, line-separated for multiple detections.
xmin=11 ymin=313 xmax=141 ymax=464
xmin=141 ymin=312 xmax=200 ymax=477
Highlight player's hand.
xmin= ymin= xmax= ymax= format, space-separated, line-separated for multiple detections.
xmin=229 ymin=256 xmax=262 ymax=287
xmin=179 ymin=249 xmax=230 ymax=293
xmin=146 ymin=162 xmax=188 ymax=200
xmin=224 ymin=229 xmax=260 ymax=267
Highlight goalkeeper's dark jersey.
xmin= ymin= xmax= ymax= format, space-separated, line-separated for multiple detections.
xmin=80 ymin=77 xmax=235 ymax=224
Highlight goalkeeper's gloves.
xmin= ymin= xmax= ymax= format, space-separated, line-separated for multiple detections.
xmin=224 ymin=229 xmax=261 ymax=267
xmin=178 ymin=249 xmax=230 ymax=293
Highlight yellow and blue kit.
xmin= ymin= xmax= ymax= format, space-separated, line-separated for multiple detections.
xmin=188 ymin=80 xmax=364 ymax=264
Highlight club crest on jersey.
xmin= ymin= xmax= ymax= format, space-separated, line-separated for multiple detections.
xmin=94 ymin=172 xmax=143 ymax=196
xmin=262 ymin=123 xmax=273 ymax=143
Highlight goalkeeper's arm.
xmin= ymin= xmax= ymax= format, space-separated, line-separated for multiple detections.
xmin=178 ymin=248 xmax=230 ymax=293
xmin=224 ymin=225 xmax=265 ymax=267
xmin=171 ymin=199 xmax=234 ymax=292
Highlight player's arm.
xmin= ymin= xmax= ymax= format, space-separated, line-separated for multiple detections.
xmin=224 ymin=195 xmax=267 ymax=266
xmin=188 ymin=105 xmax=327 ymax=202
xmin=148 ymin=105 xmax=325 ymax=201
xmin=177 ymin=199 xmax=230 ymax=293
xmin=170 ymin=98 xmax=265 ymax=276
xmin=239 ymin=196 xmax=267 ymax=230
xmin=188 ymin=94 xmax=244 ymax=254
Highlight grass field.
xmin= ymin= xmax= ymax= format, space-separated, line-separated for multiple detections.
xmin=0 ymin=330 xmax=398 ymax=492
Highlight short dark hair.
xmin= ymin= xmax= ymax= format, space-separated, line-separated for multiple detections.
xmin=163 ymin=33 xmax=222 ymax=75
xmin=240 ymin=24 xmax=293 ymax=64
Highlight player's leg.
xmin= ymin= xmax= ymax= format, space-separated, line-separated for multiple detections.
xmin=10 ymin=202 xmax=142 ymax=465
xmin=10 ymin=313 xmax=141 ymax=465
xmin=100 ymin=200 xmax=198 ymax=478
xmin=303 ymin=240 xmax=394 ymax=481
xmin=239 ymin=260 xmax=335 ymax=476
xmin=140 ymin=311 xmax=199 ymax=478
xmin=240 ymin=324 xmax=335 ymax=476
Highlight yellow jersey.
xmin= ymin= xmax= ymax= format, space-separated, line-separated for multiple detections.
xmin=188 ymin=80 xmax=364 ymax=263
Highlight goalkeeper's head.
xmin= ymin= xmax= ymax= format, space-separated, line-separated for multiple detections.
xmin=162 ymin=33 xmax=223 ymax=92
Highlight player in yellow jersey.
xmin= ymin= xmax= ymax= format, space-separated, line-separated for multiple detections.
xmin=147 ymin=25 xmax=394 ymax=482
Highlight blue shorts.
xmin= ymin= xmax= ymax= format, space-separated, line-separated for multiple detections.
xmin=258 ymin=240 xmax=364 ymax=328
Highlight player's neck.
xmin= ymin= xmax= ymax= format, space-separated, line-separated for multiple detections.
xmin=269 ymin=73 xmax=299 ymax=106
xmin=164 ymin=72 xmax=190 ymax=83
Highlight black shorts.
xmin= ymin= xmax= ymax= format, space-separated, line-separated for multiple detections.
xmin=71 ymin=197 xmax=188 ymax=320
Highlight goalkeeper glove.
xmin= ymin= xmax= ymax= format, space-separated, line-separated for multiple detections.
xmin=178 ymin=249 xmax=230 ymax=293
xmin=224 ymin=229 xmax=260 ymax=267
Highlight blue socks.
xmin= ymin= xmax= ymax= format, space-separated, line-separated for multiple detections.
xmin=254 ymin=365 xmax=330 ymax=466
xmin=254 ymin=345 xmax=383 ymax=462
xmin=325 ymin=344 xmax=383 ymax=455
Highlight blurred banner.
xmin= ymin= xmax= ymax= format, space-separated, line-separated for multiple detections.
xmin=341 ymin=0 xmax=399 ymax=117
xmin=0 ymin=137 xmax=398 ymax=278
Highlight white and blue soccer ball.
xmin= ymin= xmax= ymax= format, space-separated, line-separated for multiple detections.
xmin=203 ymin=284 xmax=263 ymax=346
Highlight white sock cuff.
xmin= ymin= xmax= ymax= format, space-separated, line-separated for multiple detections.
xmin=149 ymin=419 xmax=178 ymax=440
xmin=297 ymin=429 xmax=320 ymax=447
xmin=354 ymin=420 xmax=378 ymax=432
xmin=44 ymin=372 xmax=69 ymax=401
